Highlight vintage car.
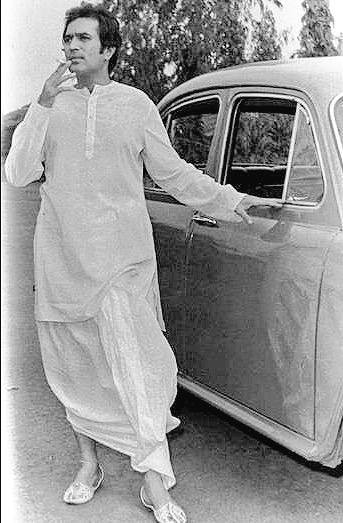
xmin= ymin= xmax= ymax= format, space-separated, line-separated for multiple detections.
xmin=144 ymin=57 xmax=343 ymax=468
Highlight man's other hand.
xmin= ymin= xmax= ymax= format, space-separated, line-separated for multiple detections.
xmin=234 ymin=195 xmax=283 ymax=225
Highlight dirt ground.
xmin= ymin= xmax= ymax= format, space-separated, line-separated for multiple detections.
xmin=2 ymin=183 xmax=343 ymax=523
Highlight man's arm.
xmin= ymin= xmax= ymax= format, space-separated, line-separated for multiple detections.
xmin=141 ymin=102 xmax=281 ymax=224
xmin=5 ymin=61 xmax=74 ymax=187
xmin=5 ymin=103 xmax=50 ymax=187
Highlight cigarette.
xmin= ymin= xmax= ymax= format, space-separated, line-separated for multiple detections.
xmin=56 ymin=58 xmax=67 ymax=64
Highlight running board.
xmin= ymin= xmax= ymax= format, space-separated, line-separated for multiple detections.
xmin=177 ymin=373 xmax=320 ymax=462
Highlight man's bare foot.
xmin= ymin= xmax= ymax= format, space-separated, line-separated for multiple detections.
xmin=73 ymin=460 xmax=100 ymax=486
xmin=142 ymin=471 xmax=187 ymax=522
xmin=143 ymin=470 xmax=171 ymax=510
xmin=63 ymin=460 xmax=104 ymax=505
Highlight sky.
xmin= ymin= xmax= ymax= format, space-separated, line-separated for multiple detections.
xmin=2 ymin=0 xmax=343 ymax=115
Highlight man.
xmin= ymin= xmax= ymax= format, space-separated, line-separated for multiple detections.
xmin=5 ymin=4 xmax=281 ymax=522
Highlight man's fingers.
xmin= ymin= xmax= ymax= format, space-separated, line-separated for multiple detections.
xmin=53 ymin=60 xmax=72 ymax=76
xmin=234 ymin=196 xmax=283 ymax=225
xmin=249 ymin=197 xmax=283 ymax=208
xmin=258 ymin=198 xmax=283 ymax=207
xmin=58 ymin=59 xmax=72 ymax=69
xmin=57 ymin=73 xmax=76 ymax=85
xmin=56 ymin=86 xmax=75 ymax=95
xmin=235 ymin=206 xmax=253 ymax=225
xmin=47 ymin=61 xmax=71 ymax=84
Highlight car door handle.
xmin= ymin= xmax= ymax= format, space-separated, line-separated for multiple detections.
xmin=192 ymin=212 xmax=218 ymax=227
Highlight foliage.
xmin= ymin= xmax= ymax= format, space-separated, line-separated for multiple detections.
xmin=104 ymin=0 xmax=283 ymax=102
xmin=297 ymin=0 xmax=337 ymax=57
xmin=233 ymin=111 xmax=294 ymax=165
xmin=250 ymin=6 xmax=282 ymax=62
xmin=172 ymin=112 xmax=219 ymax=168
xmin=2 ymin=0 xmax=284 ymax=161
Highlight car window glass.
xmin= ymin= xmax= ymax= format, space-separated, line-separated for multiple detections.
xmin=286 ymin=107 xmax=324 ymax=204
xmin=144 ymin=99 xmax=219 ymax=191
xmin=169 ymin=100 xmax=219 ymax=169
xmin=225 ymin=97 xmax=296 ymax=198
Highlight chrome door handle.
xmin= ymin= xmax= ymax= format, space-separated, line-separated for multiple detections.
xmin=192 ymin=212 xmax=218 ymax=227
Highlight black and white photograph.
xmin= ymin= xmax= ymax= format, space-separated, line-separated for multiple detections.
xmin=2 ymin=1 xmax=343 ymax=521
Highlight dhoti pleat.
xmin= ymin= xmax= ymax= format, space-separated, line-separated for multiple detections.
xmin=36 ymin=286 xmax=180 ymax=489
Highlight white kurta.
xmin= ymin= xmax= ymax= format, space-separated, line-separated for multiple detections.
xmin=5 ymin=81 xmax=245 ymax=488
xmin=5 ymin=81 xmax=244 ymax=323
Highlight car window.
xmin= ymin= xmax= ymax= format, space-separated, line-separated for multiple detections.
xmin=144 ymin=98 xmax=220 ymax=191
xmin=224 ymin=98 xmax=295 ymax=198
xmin=286 ymin=107 xmax=324 ymax=204
xmin=224 ymin=96 xmax=324 ymax=204
xmin=169 ymin=100 xmax=219 ymax=169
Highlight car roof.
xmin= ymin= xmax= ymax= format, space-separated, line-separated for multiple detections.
xmin=159 ymin=56 xmax=343 ymax=110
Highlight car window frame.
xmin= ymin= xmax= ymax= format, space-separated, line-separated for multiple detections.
xmin=144 ymin=94 xmax=222 ymax=202
xmin=220 ymin=91 xmax=327 ymax=209
xmin=330 ymin=92 xmax=343 ymax=169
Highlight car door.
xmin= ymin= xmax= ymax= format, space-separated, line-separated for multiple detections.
xmin=184 ymin=90 xmax=339 ymax=438
xmin=144 ymin=94 xmax=223 ymax=369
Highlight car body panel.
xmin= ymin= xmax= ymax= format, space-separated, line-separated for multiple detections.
xmin=147 ymin=198 xmax=192 ymax=365
xmin=185 ymin=213 xmax=337 ymax=439
xmin=314 ymin=232 xmax=343 ymax=466
xmin=145 ymin=57 xmax=343 ymax=467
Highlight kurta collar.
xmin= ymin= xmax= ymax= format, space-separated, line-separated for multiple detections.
xmin=74 ymin=81 xmax=116 ymax=95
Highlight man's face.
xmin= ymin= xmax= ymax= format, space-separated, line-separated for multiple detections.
xmin=63 ymin=17 xmax=108 ymax=76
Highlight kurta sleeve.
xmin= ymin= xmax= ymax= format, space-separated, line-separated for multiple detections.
xmin=5 ymin=102 xmax=50 ymax=187
xmin=141 ymin=101 xmax=246 ymax=221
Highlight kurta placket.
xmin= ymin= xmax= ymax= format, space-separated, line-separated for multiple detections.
xmin=85 ymin=90 xmax=97 ymax=159
xmin=5 ymin=81 xmax=246 ymax=489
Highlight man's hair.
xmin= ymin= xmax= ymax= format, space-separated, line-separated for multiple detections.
xmin=63 ymin=3 xmax=122 ymax=76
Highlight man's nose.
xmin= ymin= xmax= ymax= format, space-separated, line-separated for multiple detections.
xmin=69 ymin=36 xmax=81 ymax=50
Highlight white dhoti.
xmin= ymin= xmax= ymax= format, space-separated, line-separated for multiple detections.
xmin=37 ymin=286 xmax=180 ymax=489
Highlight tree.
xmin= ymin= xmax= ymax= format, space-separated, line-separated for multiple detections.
xmin=250 ymin=6 xmax=282 ymax=62
xmin=103 ymin=0 xmax=283 ymax=102
xmin=297 ymin=0 xmax=338 ymax=57
xmin=1 ymin=0 xmax=285 ymax=157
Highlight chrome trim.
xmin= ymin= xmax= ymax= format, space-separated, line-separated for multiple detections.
xmin=330 ymin=93 xmax=343 ymax=163
xmin=177 ymin=374 xmax=321 ymax=460
xmin=145 ymin=94 xmax=222 ymax=193
xmin=282 ymin=104 xmax=300 ymax=202
xmin=283 ymin=105 xmax=325 ymax=206
xmin=162 ymin=93 xmax=222 ymax=120
xmin=329 ymin=93 xmax=343 ymax=225
xmin=220 ymin=91 xmax=328 ymax=211
xmin=192 ymin=211 xmax=218 ymax=227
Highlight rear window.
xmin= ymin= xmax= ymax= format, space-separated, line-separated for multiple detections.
xmin=144 ymin=97 xmax=220 ymax=191
xmin=169 ymin=99 xmax=219 ymax=170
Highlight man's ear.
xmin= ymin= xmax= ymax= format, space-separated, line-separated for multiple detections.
xmin=104 ymin=47 xmax=116 ymax=61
